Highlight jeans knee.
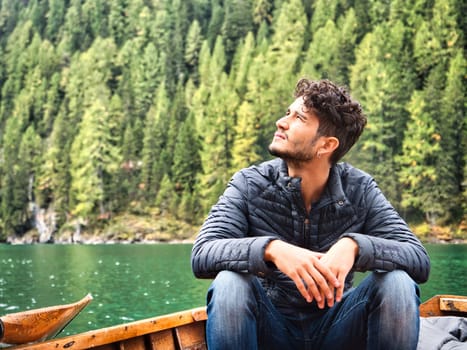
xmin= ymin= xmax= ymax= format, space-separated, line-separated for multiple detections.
xmin=371 ymin=270 xmax=420 ymax=311
xmin=207 ymin=271 xmax=257 ymax=310
xmin=376 ymin=270 xmax=418 ymax=294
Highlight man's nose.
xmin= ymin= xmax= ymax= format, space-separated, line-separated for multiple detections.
xmin=276 ymin=115 xmax=289 ymax=129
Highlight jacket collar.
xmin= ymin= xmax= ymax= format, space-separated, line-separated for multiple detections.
xmin=275 ymin=159 xmax=348 ymax=208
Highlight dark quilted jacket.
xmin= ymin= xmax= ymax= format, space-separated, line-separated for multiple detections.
xmin=191 ymin=158 xmax=430 ymax=311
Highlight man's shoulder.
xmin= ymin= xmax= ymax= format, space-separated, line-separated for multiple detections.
xmin=239 ymin=158 xmax=282 ymax=178
xmin=334 ymin=162 xmax=372 ymax=179
xmin=230 ymin=158 xmax=283 ymax=192
xmin=332 ymin=162 xmax=375 ymax=194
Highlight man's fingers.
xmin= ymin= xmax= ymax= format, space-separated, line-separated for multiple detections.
xmin=335 ymin=273 xmax=346 ymax=302
xmin=290 ymin=272 xmax=313 ymax=303
xmin=300 ymin=264 xmax=334 ymax=307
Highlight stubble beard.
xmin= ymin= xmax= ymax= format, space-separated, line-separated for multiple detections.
xmin=268 ymin=136 xmax=319 ymax=167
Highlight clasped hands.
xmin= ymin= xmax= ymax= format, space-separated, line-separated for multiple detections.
xmin=264 ymin=237 xmax=358 ymax=309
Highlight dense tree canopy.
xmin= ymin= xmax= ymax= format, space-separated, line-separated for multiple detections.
xmin=0 ymin=0 xmax=465 ymax=241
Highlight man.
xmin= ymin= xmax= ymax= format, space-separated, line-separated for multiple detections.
xmin=191 ymin=78 xmax=430 ymax=350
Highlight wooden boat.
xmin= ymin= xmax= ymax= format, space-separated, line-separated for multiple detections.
xmin=6 ymin=294 xmax=467 ymax=350
xmin=8 ymin=306 xmax=208 ymax=350
xmin=0 ymin=294 xmax=93 ymax=346
xmin=419 ymin=294 xmax=467 ymax=317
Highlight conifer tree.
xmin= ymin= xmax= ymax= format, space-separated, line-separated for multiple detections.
xmin=133 ymin=42 xmax=163 ymax=119
xmin=155 ymin=175 xmax=175 ymax=214
xmin=229 ymin=32 xmax=255 ymax=97
xmin=82 ymin=0 xmax=109 ymax=40
xmin=195 ymin=37 xmax=239 ymax=212
xmin=197 ymin=71 xmax=239 ymax=213
xmin=172 ymin=115 xmax=202 ymax=221
xmin=206 ymin=0 xmax=224 ymax=49
xmin=185 ymin=20 xmax=203 ymax=84
xmin=397 ymin=90 xmax=441 ymax=224
xmin=440 ymin=50 xmax=466 ymax=223
xmin=230 ymin=100 xmax=262 ymax=173
xmin=349 ymin=22 xmax=416 ymax=203
xmin=108 ymin=0 xmax=129 ymax=46
xmin=61 ymin=0 xmax=84 ymax=51
xmin=310 ymin=0 xmax=338 ymax=33
xmin=1 ymin=114 xmax=26 ymax=234
xmin=45 ymin=0 xmax=66 ymax=42
xmin=70 ymin=96 xmax=122 ymax=221
xmin=140 ymin=83 xmax=170 ymax=202
xmin=37 ymin=105 xmax=73 ymax=226
xmin=221 ymin=0 xmax=254 ymax=67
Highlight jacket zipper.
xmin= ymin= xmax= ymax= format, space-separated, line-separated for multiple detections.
xmin=303 ymin=217 xmax=311 ymax=248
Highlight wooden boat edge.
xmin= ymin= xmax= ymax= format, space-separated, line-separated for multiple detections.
xmin=419 ymin=294 xmax=467 ymax=317
xmin=0 ymin=293 xmax=93 ymax=345
xmin=8 ymin=306 xmax=208 ymax=350
xmin=8 ymin=294 xmax=467 ymax=350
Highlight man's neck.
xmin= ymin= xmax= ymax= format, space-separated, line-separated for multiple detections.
xmin=287 ymin=160 xmax=331 ymax=213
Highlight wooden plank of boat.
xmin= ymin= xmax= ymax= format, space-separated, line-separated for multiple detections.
xmin=7 ymin=294 xmax=466 ymax=350
xmin=0 ymin=293 xmax=93 ymax=345
xmin=419 ymin=294 xmax=467 ymax=317
xmin=8 ymin=306 xmax=208 ymax=350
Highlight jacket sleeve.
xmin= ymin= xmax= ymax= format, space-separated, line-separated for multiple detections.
xmin=191 ymin=171 xmax=276 ymax=279
xmin=342 ymin=178 xmax=430 ymax=283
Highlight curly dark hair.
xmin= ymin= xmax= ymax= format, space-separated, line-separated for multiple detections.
xmin=294 ymin=78 xmax=367 ymax=164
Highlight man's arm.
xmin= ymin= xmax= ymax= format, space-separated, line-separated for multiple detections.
xmin=191 ymin=171 xmax=277 ymax=279
xmin=342 ymin=178 xmax=430 ymax=283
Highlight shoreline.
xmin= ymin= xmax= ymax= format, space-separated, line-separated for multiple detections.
xmin=3 ymin=236 xmax=466 ymax=245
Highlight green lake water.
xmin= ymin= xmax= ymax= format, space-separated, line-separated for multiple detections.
xmin=0 ymin=243 xmax=465 ymax=336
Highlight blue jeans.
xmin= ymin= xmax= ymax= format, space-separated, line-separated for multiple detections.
xmin=206 ymin=270 xmax=420 ymax=350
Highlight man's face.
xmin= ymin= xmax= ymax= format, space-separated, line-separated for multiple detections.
xmin=268 ymin=96 xmax=321 ymax=162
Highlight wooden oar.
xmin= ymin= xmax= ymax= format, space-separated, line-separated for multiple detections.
xmin=0 ymin=293 xmax=92 ymax=345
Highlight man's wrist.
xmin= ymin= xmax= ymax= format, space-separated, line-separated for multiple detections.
xmin=264 ymin=239 xmax=280 ymax=262
xmin=340 ymin=237 xmax=359 ymax=257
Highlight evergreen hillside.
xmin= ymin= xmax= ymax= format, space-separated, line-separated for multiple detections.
xmin=0 ymin=0 xmax=465 ymax=242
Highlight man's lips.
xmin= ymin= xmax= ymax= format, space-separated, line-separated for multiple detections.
xmin=274 ymin=132 xmax=286 ymax=140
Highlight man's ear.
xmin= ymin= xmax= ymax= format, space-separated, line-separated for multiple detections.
xmin=320 ymin=136 xmax=339 ymax=156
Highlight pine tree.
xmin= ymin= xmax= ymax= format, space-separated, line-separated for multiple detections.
xmin=185 ymin=20 xmax=203 ymax=84
xmin=349 ymin=22 xmax=416 ymax=203
xmin=172 ymin=114 xmax=202 ymax=193
xmin=229 ymin=31 xmax=255 ymax=97
xmin=140 ymin=84 xmax=170 ymax=202
xmin=70 ymin=96 xmax=122 ymax=221
xmin=60 ymin=0 xmax=84 ymax=52
xmin=108 ymin=0 xmax=129 ymax=46
xmin=221 ymin=0 xmax=254 ymax=67
xmin=133 ymin=42 xmax=163 ymax=119
xmin=195 ymin=37 xmax=239 ymax=212
xmin=436 ymin=50 xmax=466 ymax=223
xmin=1 ymin=115 xmax=26 ymax=234
xmin=172 ymin=114 xmax=202 ymax=221
xmin=36 ymin=105 xmax=73 ymax=226
xmin=397 ymin=90 xmax=441 ymax=224
xmin=45 ymin=0 xmax=66 ymax=42
xmin=310 ymin=0 xmax=338 ymax=33
xmin=230 ymin=100 xmax=262 ymax=172
xmin=206 ymin=0 xmax=224 ymax=49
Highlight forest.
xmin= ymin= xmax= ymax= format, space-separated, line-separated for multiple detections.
xmin=0 ymin=0 xmax=465 ymax=243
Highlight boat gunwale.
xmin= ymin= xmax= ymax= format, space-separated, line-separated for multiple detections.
xmin=8 ymin=294 xmax=467 ymax=349
xmin=8 ymin=306 xmax=207 ymax=350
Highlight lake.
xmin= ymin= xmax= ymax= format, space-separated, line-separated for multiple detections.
xmin=0 ymin=243 xmax=465 ymax=336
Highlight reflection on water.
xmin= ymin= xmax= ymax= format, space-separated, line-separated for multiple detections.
xmin=0 ymin=243 xmax=465 ymax=335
